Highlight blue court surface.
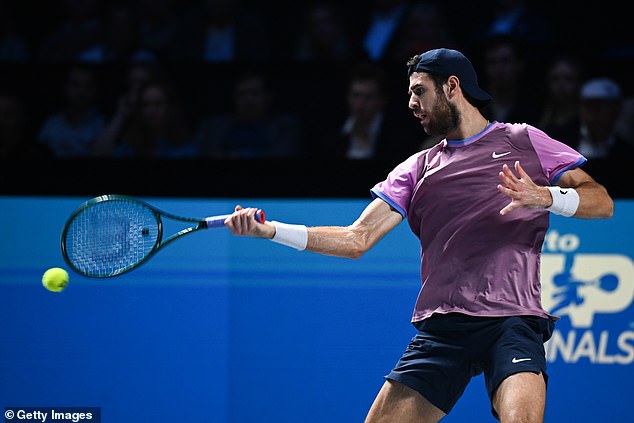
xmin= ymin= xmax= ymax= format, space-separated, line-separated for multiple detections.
xmin=1 ymin=197 xmax=633 ymax=422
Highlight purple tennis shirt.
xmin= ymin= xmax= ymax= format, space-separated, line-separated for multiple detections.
xmin=371 ymin=122 xmax=586 ymax=323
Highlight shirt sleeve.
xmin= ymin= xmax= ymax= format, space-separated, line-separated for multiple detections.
xmin=528 ymin=125 xmax=587 ymax=184
xmin=370 ymin=153 xmax=421 ymax=218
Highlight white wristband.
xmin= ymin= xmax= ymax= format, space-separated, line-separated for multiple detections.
xmin=546 ymin=186 xmax=579 ymax=217
xmin=270 ymin=221 xmax=308 ymax=250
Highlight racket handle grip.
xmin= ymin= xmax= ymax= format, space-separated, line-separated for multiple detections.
xmin=204 ymin=209 xmax=265 ymax=228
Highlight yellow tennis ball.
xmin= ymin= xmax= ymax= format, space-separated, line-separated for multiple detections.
xmin=42 ymin=267 xmax=69 ymax=292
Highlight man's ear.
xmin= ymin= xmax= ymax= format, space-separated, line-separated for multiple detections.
xmin=446 ymin=76 xmax=459 ymax=97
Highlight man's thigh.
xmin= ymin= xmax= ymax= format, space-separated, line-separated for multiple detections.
xmin=365 ymin=379 xmax=446 ymax=423
xmin=492 ymin=372 xmax=546 ymax=423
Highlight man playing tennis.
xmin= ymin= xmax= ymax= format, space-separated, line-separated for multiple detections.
xmin=225 ymin=48 xmax=614 ymax=423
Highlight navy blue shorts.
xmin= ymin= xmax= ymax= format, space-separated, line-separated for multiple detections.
xmin=386 ymin=313 xmax=554 ymax=418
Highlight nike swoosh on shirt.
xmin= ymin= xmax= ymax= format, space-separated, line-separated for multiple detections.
xmin=492 ymin=151 xmax=511 ymax=159
xmin=512 ymin=357 xmax=532 ymax=363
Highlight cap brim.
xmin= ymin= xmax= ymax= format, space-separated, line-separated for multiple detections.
xmin=463 ymin=83 xmax=492 ymax=105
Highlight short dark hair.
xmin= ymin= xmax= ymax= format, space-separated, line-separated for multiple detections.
xmin=406 ymin=54 xmax=421 ymax=69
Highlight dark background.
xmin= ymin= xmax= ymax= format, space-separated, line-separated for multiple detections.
xmin=0 ymin=0 xmax=632 ymax=198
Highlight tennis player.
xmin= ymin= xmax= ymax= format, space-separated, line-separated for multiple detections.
xmin=225 ymin=48 xmax=614 ymax=423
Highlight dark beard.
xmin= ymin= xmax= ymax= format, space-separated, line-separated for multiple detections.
xmin=425 ymin=95 xmax=460 ymax=137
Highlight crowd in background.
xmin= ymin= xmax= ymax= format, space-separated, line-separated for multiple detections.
xmin=1 ymin=0 xmax=632 ymax=160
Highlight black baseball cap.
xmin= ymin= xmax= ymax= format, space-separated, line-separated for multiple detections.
xmin=408 ymin=48 xmax=491 ymax=106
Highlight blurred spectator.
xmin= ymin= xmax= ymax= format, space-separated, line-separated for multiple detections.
xmin=193 ymin=71 xmax=302 ymax=158
xmin=136 ymin=0 xmax=188 ymax=60
xmin=314 ymin=62 xmax=423 ymax=159
xmin=467 ymin=0 xmax=552 ymax=60
xmin=576 ymin=78 xmax=633 ymax=159
xmin=125 ymin=60 xmax=165 ymax=100
xmin=389 ymin=1 xmax=456 ymax=62
xmin=480 ymin=35 xmax=541 ymax=125
xmin=93 ymin=77 xmax=196 ymax=158
xmin=0 ymin=91 xmax=50 ymax=158
xmin=293 ymin=2 xmax=356 ymax=62
xmin=102 ymin=58 xmax=164 ymax=113
xmin=0 ymin=0 xmax=29 ymax=62
xmin=38 ymin=0 xmax=104 ymax=62
xmin=78 ymin=2 xmax=156 ymax=64
xmin=615 ymin=97 xmax=634 ymax=145
xmin=355 ymin=0 xmax=412 ymax=61
xmin=37 ymin=64 xmax=105 ymax=157
xmin=93 ymin=59 xmax=163 ymax=155
xmin=538 ymin=53 xmax=585 ymax=147
xmin=170 ymin=0 xmax=272 ymax=62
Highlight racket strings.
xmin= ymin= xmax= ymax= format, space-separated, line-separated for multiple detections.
xmin=64 ymin=200 xmax=160 ymax=277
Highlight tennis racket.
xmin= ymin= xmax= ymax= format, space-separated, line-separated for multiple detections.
xmin=61 ymin=194 xmax=265 ymax=278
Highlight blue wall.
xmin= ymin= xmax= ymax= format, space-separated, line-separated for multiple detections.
xmin=1 ymin=196 xmax=633 ymax=422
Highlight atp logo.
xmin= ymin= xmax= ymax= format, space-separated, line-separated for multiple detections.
xmin=541 ymin=253 xmax=634 ymax=327
xmin=540 ymin=230 xmax=634 ymax=364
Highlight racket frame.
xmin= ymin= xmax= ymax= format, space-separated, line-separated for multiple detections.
xmin=61 ymin=194 xmax=217 ymax=278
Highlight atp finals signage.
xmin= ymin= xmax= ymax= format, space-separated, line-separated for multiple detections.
xmin=541 ymin=229 xmax=634 ymax=364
